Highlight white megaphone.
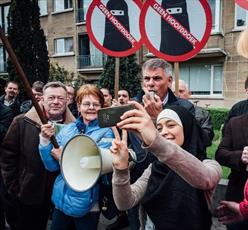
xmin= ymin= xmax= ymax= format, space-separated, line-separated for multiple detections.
xmin=60 ymin=134 xmax=137 ymax=192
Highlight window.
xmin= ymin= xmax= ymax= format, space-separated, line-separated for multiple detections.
xmin=55 ymin=38 xmax=73 ymax=54
xmin=0 ymin=4 xmax=10 ymax=33
xmin=54 ymin=0 xmax=72 ymax=12
xmin=179 ymin=64 xmax=223 ymax=96
xmin=78 ymin=34 xmax=106 ymax=68
xmin=38 ymin=0 xmax=47 ymax=15
xmin=235 ymin=4 xmax=248 ymax=29
xmin=208 ymin=0 xmax=221 ymax=33
xmin=77 ymin=0 xmax=91 ymax=22
xmin=0 ymin=45 xmax=7 ymax=72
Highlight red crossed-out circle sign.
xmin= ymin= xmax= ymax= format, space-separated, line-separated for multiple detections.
xmin=235 ymin=0 xmax=248 ymax=10
xmin=86 ymin=0 xmax=143 ymax=57
xmin=140 ymin=0 xmax=212 ymax=62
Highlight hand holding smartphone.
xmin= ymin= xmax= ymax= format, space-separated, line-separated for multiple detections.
xmin=98 ymin=104 xmax=134 ymax=128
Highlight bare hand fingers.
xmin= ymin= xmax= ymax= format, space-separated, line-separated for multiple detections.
xmin=112 ymin=127 xmax=120 ymax=140
xmin=122 ymin=129 xmax=128 ymax=144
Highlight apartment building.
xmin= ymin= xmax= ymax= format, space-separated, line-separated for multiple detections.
xmin=0 ymin=0 xmax=248 ymax=108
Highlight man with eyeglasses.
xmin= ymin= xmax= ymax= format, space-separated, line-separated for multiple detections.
xmin=0 ymin=81 xmax=75 ymax=230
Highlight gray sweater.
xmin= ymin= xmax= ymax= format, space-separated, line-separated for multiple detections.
xmin=112 ymin=132 xmax=222 ymax=229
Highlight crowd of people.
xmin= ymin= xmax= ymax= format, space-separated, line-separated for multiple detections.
xmin=0 ymin=30 xmax=248 ymax=230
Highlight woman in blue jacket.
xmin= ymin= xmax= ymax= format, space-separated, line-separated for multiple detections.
xmin=39 ymin=84 xmax=114 ymax=230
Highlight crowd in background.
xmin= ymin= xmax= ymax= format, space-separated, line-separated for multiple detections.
xmin=0 ymin=30 xmax=248 ymax=230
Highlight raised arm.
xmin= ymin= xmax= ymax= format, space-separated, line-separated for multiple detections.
xmin=111 ymin=128 xmax=150 ymax=210
xmin=117 ymin=101 xmax=222 ymax=191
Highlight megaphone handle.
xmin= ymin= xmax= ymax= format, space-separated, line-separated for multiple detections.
xmin=128 ymin=148 xmax=148 ymax=164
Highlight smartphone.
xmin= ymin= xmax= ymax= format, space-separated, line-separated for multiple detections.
xmin=98 ymin=104 xmax=134 ymax=128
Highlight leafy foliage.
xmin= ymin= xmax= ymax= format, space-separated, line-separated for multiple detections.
xmin=207 ymin=108 xmax=229 ymax=130
xmin=98 ymin=54 xmax=142 ymax=98
xmin=49 ymin=63 xmax=70 ymax=83
xmin=7 ymin=0 xmax=49 ymax=87
xmin=207 ymin=129 xmax=230 ymax=179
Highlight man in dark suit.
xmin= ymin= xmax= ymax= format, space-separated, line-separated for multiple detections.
xmin=215 ymin=114 xmax=248 ymax=230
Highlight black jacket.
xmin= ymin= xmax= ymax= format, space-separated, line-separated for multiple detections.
xmin=0 ymin=102 xmax=13 ymax=143
xmin=0 ymin=94 xmax=20 ymax=117
xmin=222 ymin=99 xmax=248 ymax=134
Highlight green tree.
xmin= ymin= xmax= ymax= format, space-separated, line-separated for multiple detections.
xmin=98 ymin=54 xmax=142 ymax=98
xmin=49 ymin=63 xmax=70 ymax=83
xmin=7 ymin=0 xmax=49 ymax=86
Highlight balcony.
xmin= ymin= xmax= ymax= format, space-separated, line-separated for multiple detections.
xmin=76 ymin=8 xmax=85 ymax=23
xmin=77 ymin=54 xmax=106 ymax=69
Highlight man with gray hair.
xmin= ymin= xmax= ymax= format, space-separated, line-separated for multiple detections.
xmin=171 ymin=79 xmax=214 ymax=148
xmin=0 ymin=81 xmax=75 ymax=230
xmin=128 ymin=58 xmax=194 ymax=229
xmin=134 ymin=58 xmax=194 ymax=118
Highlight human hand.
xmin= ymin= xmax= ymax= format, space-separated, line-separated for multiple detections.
xmin=111 ymin=99 xmax=121 ymax=107
xmin=51 ymin=147 xmax=63 ymax=161
xmin=142 ymin=91 xmax=163 ymax=120
xmin=216 ymin=200 xmax=244 ymax=225
xmin=241 ymin=146 xmax=248 ymax=165
xmin=111 ymin=127 xmax=129 ymax=170
xmin=117 ymin=101 xmax=157 ymax=146
xmin=40 ymin=123 xmax=55 ymax=139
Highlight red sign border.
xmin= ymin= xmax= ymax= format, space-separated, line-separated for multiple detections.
xmin=235 ymin=0 xmax=248 ymax=10
xmin=86 ymin=0 xmax=143 ymax=57
xmin=140 ymin=0 xmax=212 ymax=62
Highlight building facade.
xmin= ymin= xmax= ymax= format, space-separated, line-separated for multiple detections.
xmin=0 ymin=0 xmax=248 ymax=108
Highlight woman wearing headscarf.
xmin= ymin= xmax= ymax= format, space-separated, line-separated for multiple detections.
xmin=111 ymin=102 xmax=222 ymax=230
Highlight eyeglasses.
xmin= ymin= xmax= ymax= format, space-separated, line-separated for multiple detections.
xmin=81 ymin=102 xmax=101 ymax=108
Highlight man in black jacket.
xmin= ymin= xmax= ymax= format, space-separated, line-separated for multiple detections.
xmin=127 ymin=58 xmax=195 ymax=230
xmin=134 ymin=58 xmax=194 ymax=116
xmin=0 ymin=102 xmax=13 ymax=229
xmin=0 ymin=82 xmax=75 ymax=230
xmin=0 ymin=81 xmax=20 ymax=117
xmin=0 ymin=102 xmax=13 ymax=143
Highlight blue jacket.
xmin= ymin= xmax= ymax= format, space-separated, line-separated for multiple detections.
xmin=39 ymin=119 xmax=114 ymax=217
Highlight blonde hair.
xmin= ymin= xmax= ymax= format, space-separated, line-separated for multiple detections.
xmin=237 ymin=28 xmax=248 ymax=58
xmin=76 ymin=84 xmax=104 ymax=107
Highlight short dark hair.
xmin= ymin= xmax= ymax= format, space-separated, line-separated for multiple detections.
xmin=245 ymin=77 xmax=248 ymax=89
xmin=5 ymin=81 xmax=19 ymax=89
xmin=43 ymin=81 xmax=67 ymax=93
xmin=32 ymin=81 xmax=44 ymax=93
